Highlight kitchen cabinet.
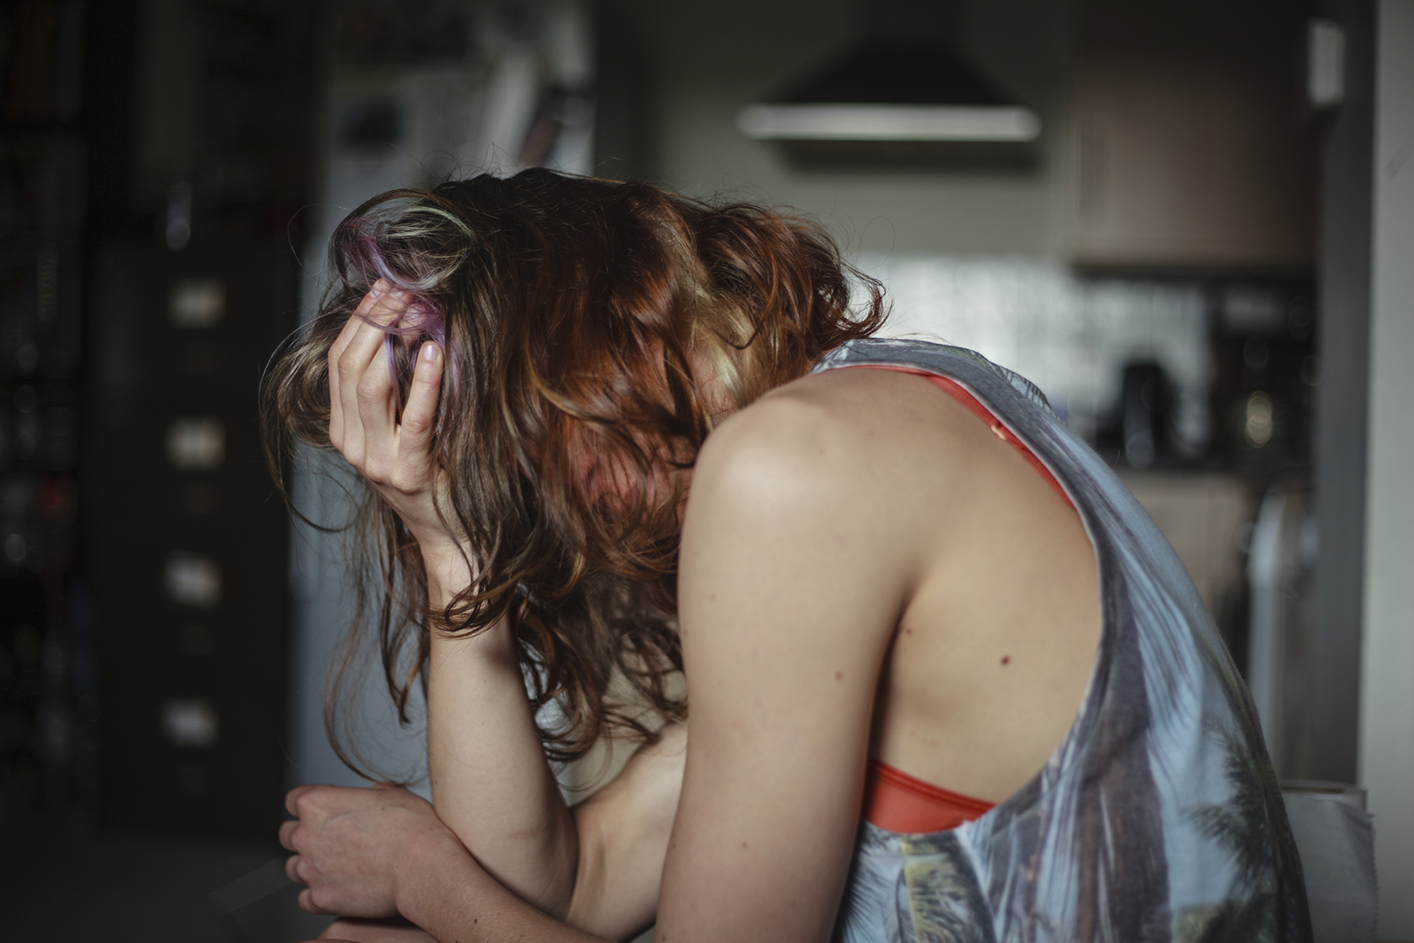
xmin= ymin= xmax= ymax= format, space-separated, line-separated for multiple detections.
xmin=1071 ymin=0 xmax=1319 ymax=271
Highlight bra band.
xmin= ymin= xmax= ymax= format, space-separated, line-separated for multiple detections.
xmin=863 ymin=758 xmax=996 ymax=833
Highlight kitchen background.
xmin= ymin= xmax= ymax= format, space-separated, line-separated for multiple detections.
xmin=0 ymin=0 xmax=1410 ymax=941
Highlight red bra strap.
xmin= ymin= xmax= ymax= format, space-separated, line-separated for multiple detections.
xmin=846 ymin=364 xmax=1074 ymax=510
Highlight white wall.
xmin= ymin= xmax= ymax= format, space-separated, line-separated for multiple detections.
xmin=1358 ymin=1 xmax=1414 ymax=938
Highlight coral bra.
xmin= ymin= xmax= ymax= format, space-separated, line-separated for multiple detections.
xmin=853 ymin=363 xmax=1077 ymax=833
xmin=863 ymin=758 xmax=995 ymax=833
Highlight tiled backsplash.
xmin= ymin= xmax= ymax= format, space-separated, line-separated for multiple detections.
xmin=862 ymin=255 xmax=1211 ymax=453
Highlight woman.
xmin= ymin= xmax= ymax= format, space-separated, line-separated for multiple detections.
xmin=266 ymin=170 xmax=1309 ymax=943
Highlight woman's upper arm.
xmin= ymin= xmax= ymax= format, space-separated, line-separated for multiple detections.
xmin=656 ymin=393 xmax=917 ymax=943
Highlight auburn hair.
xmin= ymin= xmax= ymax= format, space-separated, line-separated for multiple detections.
xmin=262 ymin=169 xmax=886 ymax=772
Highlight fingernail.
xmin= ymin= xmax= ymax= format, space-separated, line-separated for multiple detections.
xmin=422 ymin=342 xmax=440 ymax=362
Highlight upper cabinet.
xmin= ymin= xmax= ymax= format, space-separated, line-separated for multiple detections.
xmin=1071 ymin=0 xmax=1320 ymax=272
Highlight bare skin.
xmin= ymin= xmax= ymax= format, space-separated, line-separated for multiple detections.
xmin=280 ymin=285 xmax=1101 ymax=942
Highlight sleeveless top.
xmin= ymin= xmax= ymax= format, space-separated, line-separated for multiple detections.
xmin=812 ymin=339 xmax=1311 ymax=943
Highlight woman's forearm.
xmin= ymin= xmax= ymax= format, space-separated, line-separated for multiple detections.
xmin=394 ymin=832 xmax=606 ymax=943
xmin=424 ymin=550 xmax=580 ymax=917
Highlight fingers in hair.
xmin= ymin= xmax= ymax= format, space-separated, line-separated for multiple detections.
xmin=397 ymin=342 xmax=442 ymax=469
xmin=328 ymin=280 xmax=388 ymax=447
xmin=341 ymin=287 xmax=416 ymax=452
xmin=354 ymin=342 xmax=398 ymax=476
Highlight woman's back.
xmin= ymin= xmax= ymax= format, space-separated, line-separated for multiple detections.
xmin=710 ymin=353 xmax=1101 ymax=807
xmin=797 ymin=339 xmax=1309 ymax=943
xmin=788 ymin=364 xmax=1103 ymax=806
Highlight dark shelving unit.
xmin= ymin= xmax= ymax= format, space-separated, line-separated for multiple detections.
xmin=2 ymin=0 xmax=319 ymax=841
xmin=0 ymin=0 xmax=96 ymax=824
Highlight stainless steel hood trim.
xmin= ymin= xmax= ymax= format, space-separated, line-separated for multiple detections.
xmin=736 ymin=103 xmax=1041 ymax=143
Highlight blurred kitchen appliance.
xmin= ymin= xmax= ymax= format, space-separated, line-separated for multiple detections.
xmin=737 ymin=42 xmax=1041 ymax=167
xmin=737 ymin=0 xmax=1040 ymax=167
xmin=1119 ymin=361 xmax=1173 ymax=468
xmin=1247 ymin=483 xmax=1316 ymax=779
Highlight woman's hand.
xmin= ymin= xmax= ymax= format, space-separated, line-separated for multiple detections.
xmin=328 ymin=281 xmax=463 ymax=570
xmin=281 ymin=782 xmax=465 ymax=919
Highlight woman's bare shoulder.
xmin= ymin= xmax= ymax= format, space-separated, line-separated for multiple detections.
xmin=683 ymin=366 xmax=976 ymax=601
xmin=695 ymin=366 xmax=972 ymax=501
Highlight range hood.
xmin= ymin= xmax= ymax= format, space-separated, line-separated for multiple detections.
xmin=737 ymin=42 xmax=1041 ymax=167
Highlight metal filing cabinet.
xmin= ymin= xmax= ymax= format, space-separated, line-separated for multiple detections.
xmin=89 ymin=245 xmax=293 ymax=839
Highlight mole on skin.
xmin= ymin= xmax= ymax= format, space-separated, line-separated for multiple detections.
xmin=1001 ymin=655 xmax=1011 ymax=666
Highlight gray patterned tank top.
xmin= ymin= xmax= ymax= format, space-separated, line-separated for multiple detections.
xmin=813 ymin=340 xmax=1310 ymax=943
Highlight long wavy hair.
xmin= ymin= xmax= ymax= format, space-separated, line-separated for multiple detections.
xmin=262 ymin=169 xmax=886 ymax=771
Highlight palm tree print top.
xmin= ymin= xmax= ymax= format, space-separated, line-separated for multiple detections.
xmin=814 ymin=340 xmax=1311 ymax=943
